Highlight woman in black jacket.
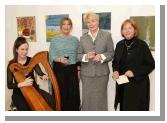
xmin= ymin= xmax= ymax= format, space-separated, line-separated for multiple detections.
xmin=112 ymin=19 xmax=155 ymax=111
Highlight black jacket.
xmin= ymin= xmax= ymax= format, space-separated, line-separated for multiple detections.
xmin=112 ymin=37 xmax=155 ymax=111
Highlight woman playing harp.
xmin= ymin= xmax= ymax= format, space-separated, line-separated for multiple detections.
xmin=7 ymin=37 xmax=55 ymax=111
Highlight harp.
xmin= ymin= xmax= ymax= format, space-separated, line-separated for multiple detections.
xmin=9 ymin=51 xmax=61 ymax=111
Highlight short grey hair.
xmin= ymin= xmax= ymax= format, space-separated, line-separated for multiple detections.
xmin=83 ymin=12 xmax=99 ymax=24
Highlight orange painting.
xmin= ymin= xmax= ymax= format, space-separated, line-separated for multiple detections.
xmin=17 ymin=16 xmax=36 ymax=42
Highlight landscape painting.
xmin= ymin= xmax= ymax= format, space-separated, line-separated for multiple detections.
xmin=46 ymin=14 xmax=69 ymax=42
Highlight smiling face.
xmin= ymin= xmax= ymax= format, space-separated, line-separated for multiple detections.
xmin=121 ymin=19 xmax=138 ymax=40
xmin=16 ymin=43 xmax=29 ymax=60
xmin=86 ymin=17 xmax=99 ymax=32
xmin=122 ymin=22 xmax=136 ymax=40
xmin=60 ymin=20 xmax=72 ymax=36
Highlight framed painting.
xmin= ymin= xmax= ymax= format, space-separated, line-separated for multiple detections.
xmin=130 ymin=16 xmax=155 ymax=51
xmin=46 ymin=14 xmax=69 ymax=42
xmin=82 ymin=12 xmax=111 ymax=34
xmin=17 ymin=16 xmax=36 ymax=42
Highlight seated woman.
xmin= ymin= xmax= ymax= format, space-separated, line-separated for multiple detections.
xmin=7 ymin=36 xmax=55 ymax=111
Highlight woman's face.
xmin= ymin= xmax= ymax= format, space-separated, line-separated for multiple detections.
xmin=16 ymin=43 xmax=29 ymax=59
xmin=122 ymin=22 xmax=136 ymax=40
xmin=86 ymin=17 xmax=99 ymax=32
xmin=61 ymin=20 xmax=72 ymax=35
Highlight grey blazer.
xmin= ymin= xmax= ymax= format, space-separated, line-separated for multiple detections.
xmin=77 ymin=30 xmax=114 ymax=77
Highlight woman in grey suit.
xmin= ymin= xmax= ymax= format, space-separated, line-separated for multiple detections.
xmin=77 ymin=12 xmax=114 ymax=111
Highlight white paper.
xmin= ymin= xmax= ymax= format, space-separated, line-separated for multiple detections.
xmin=116 ymin=75 xmax=129 ymax=85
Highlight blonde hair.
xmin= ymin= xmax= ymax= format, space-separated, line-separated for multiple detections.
xmin=83 ymin=12 xmax=99 ymax=24
xmin=121 ymin=19 xmax=138 ymax=37
xmin=60 ymin=17 xmax=73 ymax=29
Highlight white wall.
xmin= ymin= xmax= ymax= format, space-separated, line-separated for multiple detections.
xmin=5 ymin=5 xmax=155 ymax=111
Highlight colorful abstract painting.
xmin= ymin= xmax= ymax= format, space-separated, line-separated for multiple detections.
xmin=46 ymin=14 xmax=69 ymax=42
xmin=82 ymin=12 xmax=111 ymax=34
xmin=130 ymin=16 xmax=155 ymax=51
xmin=17 ymin=16 xmax=36 ymax=42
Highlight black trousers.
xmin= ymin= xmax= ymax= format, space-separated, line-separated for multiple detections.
xmin=53 ymin=62 xmax=80 ymax=111
xmin=12 ymin=88 xmax=55 ymax=111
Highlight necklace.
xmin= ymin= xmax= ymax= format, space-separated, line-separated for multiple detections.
xmin=124 ymin=40 xmax=135 ymax=50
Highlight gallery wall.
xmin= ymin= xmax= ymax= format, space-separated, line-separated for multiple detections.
xmin=5 ymin=5 xmax=155 ymax=111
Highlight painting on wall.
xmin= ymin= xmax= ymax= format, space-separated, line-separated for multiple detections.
xmin=46 ymin=14 xmax=69 ymax=42
xmin=130 ymin=16 xmax=155 ymax=51
xmin=17 ymin=16 xmax=36 ymax=42
xmin=82 ymin=12 xmax=111 ymax=34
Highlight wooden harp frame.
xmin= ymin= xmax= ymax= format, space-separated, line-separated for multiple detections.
xmin=9 ymin=51 xmax=61 ymax=111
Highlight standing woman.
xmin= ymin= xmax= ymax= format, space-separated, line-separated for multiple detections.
xmin=112 ymin=19 xmax=155 ymax=111
xmin=49 ymin=17 xmax=80 ymax=111
xmin=7 ymin=37 xmax=55 ymax=111
xmin=78 ymin=12 xmax=114 ymax=111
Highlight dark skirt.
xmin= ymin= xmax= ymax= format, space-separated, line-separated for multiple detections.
xmin=53 ymin=62 xmax=80 ymax=111
xmin=12 ymin=87 xmax=55 ymax=111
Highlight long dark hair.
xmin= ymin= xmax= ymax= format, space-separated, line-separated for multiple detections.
xmin=9 ymin=37 xmax=28 ymax=64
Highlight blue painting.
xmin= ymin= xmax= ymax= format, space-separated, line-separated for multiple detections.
xmin=46 ymin=14 xmax=68 ymax=42
xmin=82 ymin=12 xmax=111 ymax=34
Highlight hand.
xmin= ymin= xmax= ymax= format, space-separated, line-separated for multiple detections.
xmin=112 ymin=71 xmax=119 ymax=81
xmin=40 ymin=75 xmax=48 ymax=81
xmin=77 ymin=70 xmax=81 ymax=81
xmin=86 ymin=51 xmax=96 ymax=60
xmin=77 ymin=66 xmax=81 ymax=80
xmin=18 ymin=77 xmax=33 ymax=88
xmin=93 ymin=54 xmax=102 ymax=62
xmin=54 ymin=57 xmax=69 ymax=64
xmin=124 ymin=70 xmax=134 ymax=77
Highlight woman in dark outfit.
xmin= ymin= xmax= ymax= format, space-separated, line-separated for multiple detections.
xmin=49 ymin=17 xmax=80 ymax=111
xmin=7 ymin=37 xmax=55 ymax=111
xmin=112 ymin=19 xmax=155 ymax=111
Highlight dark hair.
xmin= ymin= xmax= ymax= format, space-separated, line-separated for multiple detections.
xmin=60 ymin=17 xmax=73 ymax=29
xmin=121 ymin=19 xmax=138 ymax=37
xmin=9 ymin=37 xmax=28 ymax=64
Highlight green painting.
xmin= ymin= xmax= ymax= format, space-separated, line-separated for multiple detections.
xmin=130 ymin=16 xmax=155 ymax=51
